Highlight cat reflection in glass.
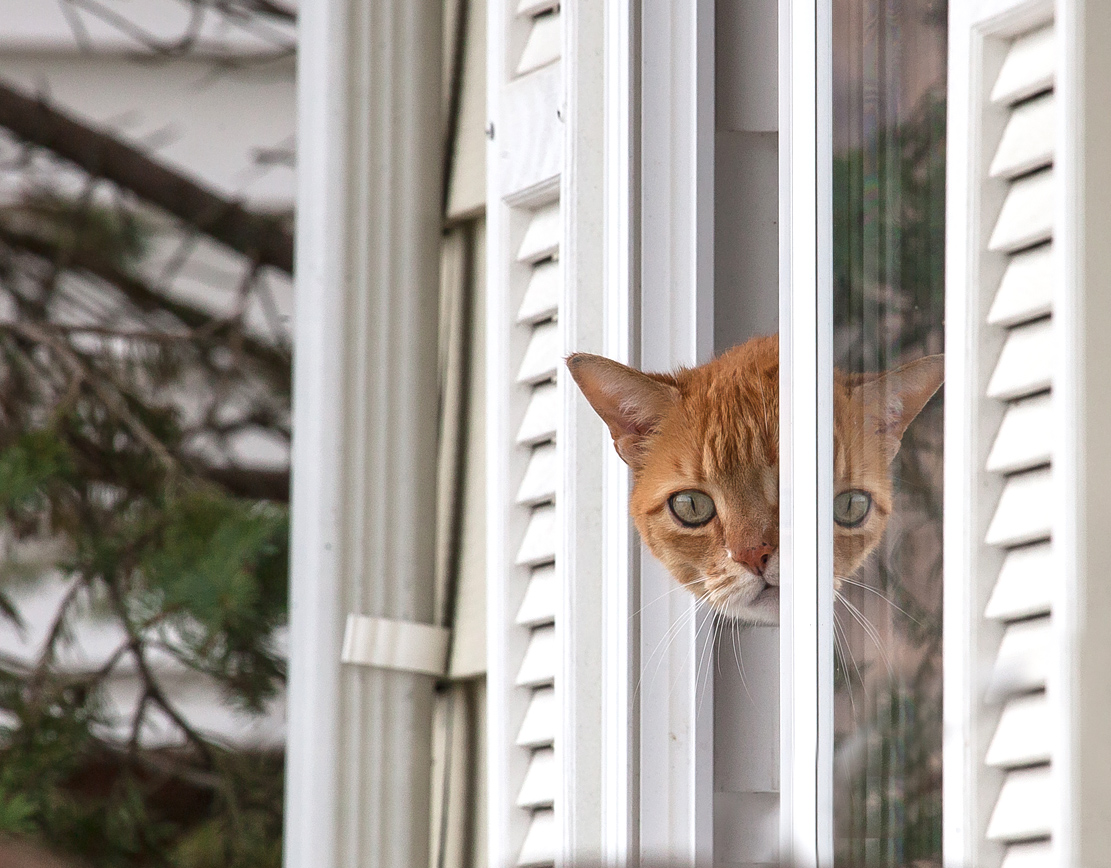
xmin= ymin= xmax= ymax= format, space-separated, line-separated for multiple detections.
xmin=567 ymin=335 xmax=943 ymax=624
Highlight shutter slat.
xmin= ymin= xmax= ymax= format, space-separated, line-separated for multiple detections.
xmin=517 ymin=259 xmax=561 ymax=324
xmin=516 ymin=11 xmax=562 ymax=76
xmin=986 ymin=765 xmax=1053 ymax=842
xmin=516 ymin=504 xmax=557 ymax=566
xmin=1001 ymin=840 xmax=1054 ymax=868
xmin=516 ymin=747 xmax=556 ymax=808
xmin=990 ymin=92 xmax=1055 ymax=179
xmin=515 ymin=624 xmax=556 ymax=687
xmin=988 ymin=168 xmax=1055 ymax=253
xmin=517 ymin=686 xmax=556 ymax=747
xmin=986 ymin=317 xmax=1053 ymax=401
xmin=987 ymin=244 xmax=1054 ymax=327
xmin=517 ymin=320 xmax=560 ymax=384
xmin=991 ymin=24 xmax=1056 ymax=105
xmin=516 ymin=564 xmax=557 ymax=626
xmin=987 ymin=617 xmax=1052 ymax=700
xmin=517 ymin=382 xmax=559 ymax=445
xmin=985 ymin=542 xmax=1054 ymax=622
xmin=985 ymin=466 xmax=1053 ymax=548
xmin=517 ymin=0 xmax=559 ymax=14
xmin=517 ymin=443 xmax=558 ymax=506
xmin=517 ymin=202 xmax=561 ymax=264
xmin=986 ymin=392 xmax=1053 ymax=474
xmin=986 ymin=691 xmax=1052 ymax=768
xmin=517 ymin=808 xmax=556 ymax=867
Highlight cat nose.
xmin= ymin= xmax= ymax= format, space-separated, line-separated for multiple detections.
xmin=729 ymin=543 xmax=774 ymax=576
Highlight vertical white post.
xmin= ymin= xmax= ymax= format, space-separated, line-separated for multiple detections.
xmin=1056 ymin=1 xmax=1111 ymax=864
xmin=779 ymin=0 xmax=834 ymax=864
xmin=638 ymin=0 xmax=715 ymax=865
xmin=284 ymin=1 xmax=443 ymax=866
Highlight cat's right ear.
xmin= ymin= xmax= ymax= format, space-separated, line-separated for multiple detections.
xmin=566 ymin=353 xmax=679 ymax=470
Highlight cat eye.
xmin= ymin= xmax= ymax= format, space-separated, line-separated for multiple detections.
xmin=833 ymin=490 xmax=872 ymax=528
xmin=668 ymin=490 xmax=717 ymax=527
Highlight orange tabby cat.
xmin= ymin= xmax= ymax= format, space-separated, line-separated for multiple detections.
xmin=566 ymin=335 xmax=943 ymax=624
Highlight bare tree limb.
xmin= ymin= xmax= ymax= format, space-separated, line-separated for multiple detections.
xmin=0 ymin=80 xmax=294 ymax=274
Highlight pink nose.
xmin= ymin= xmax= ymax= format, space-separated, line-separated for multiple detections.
xmin=730 ymin=543 xmax=774 ymax=576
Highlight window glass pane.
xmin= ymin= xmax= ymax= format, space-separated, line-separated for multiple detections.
xmin=831 ymin=1 xmax=947 ymax=864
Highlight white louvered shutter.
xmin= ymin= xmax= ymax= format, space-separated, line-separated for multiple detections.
xmin=946 ymin=12 xmax=1058 ymax=868
xmin=487 ymin=2 xmax=563 ymax=865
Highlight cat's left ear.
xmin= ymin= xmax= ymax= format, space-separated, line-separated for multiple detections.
xmin=853 ymin=354 xmax=944 ymax=463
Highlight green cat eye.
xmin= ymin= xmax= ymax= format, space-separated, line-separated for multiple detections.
xmin=833 ymin=490 xmax=872 ymax=527
xmin=668 ymin=490 xmax=716 ymax=527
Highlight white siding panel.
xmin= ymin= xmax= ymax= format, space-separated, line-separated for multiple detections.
xmin=516 ymin=504 xmax=557 ymax=566
xmin=517 ymin=442 xmax=558 ymax=505
xmin=986 ymin=617 xmax=1052 ymax=700
xmin=516 ymin=686 xmax=556 ymax=747
xmin=516 ymin=808 xmax=556 ymax=867
xmin=988 ymin=169 xmax=1055 ymax=253
xmin=985 ymin=692 xmax=1052 ymax=768
xmin=515 ymin=11 xmax=561 ymax=76
xmin=516 ymin=747 xmax=556 ymax=808
xmin=515 ymin=624 xmax=557 ymax=687
xmin=984 ymin=467 xmax=1053 ymax=548
xmin=990 ymin=92 xmax=1055 ymax=179
xmin=1000 ymin=840 xmax=1054 ymax=868
xmin=986 ymin=392 xmax=1053 ymax=474
xmin=986 ymin=317 xmax=1053 ymax=401
xmin=986 ymin=765 xmax=1053 ymax=842
xmin=516 ymin=202 xmax=561 ymax=263
xmin=990 ymin=24 xmax=1056 ymax=105
xmin=987 ymin=244 xmax=1054 ymax=327
xmin=517 ymin=320 xmax=560 ymax=384
xmin=984 ymin=542 xmax=1054 ymax=622
xmin=516 ymin=382 xmax=559 ymax=445
xmin=517 ymin=260 xmax=561 ymax=324
xmin=515 ymin=564 xmax=557 ymax=626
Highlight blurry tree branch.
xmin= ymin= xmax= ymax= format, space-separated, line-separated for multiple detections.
xmin=0 ymin=80 xmax=294 ymax=275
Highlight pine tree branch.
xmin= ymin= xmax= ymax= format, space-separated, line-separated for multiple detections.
xmin=0 ymin=79 xmax=294 ymax=274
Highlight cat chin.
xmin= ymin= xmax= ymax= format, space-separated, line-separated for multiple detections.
xmin=715 ymin=584 xmax=780 ymax=625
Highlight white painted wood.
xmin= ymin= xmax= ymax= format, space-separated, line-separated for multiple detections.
xmin=516 ymin=686 xmax=556 ymax=747
xmin=516 ymin=382 xmax=559 ymax=445
xmin=991 ymin=23 xmax=1056 ymax=105
xmin=517 ymin=201 xmax=562 ymax=263
xmin=1001 ymin=840 xmax=1054 ymax=868
xmin=516 ymin=504 xmax=558 ymax=566
xmin=517 ymin=260 xmax=561 ymax=324
xmin=986 ymin=765 xmax=1053 ymax=842
xmin=516 ymin=10 xmax=561 ymax=76
xmin=516 ymin=320 xmax=560 ymax=384
xmin=516 ymin=0 xmax=558 ymax=15
xmin=986 ymin=616 xmax=1052 ymax=700
xmin=984 ymin=542 xmax=1054 ymax=622
xmin=990 ymin=91 xmax=1055 ymax=179
xmin=517 ymin=747 xmax=557 ymax=808
xmin=988 ymin=244 xmax=1054 ymax=327
xmin=517 ymin=809 xmax=557 ymax=867
xmin=986 ymin=316 xmax=1054 ymax=400
xmin=988 ymin=168 xmax=1055 ymax=253
xmin=285 ymin=1 xmax=442 ymax=866
xmin=986 ymin=691 xmax=1051 ymax=769
xmin=986 ymin=392 xmax=1054 ymax=474
xmin=985 ymin=466 xmax=1054 ymax=548
xmin=516 ymin=443 xmax=558 ymax=505
xmin=497 ymin=63 xmax=562 ymax=197
xmin=515 ymin=624 xmax=557 ymax=687
xmin=515 ymin=565 xmax=557 ymax=626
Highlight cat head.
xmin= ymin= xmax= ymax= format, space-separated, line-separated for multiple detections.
xmin=567 ymin=335 xmax=943 ymax=624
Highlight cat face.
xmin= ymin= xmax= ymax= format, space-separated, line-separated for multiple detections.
xmin=567 ymin=335 xmax=943 ymax=624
